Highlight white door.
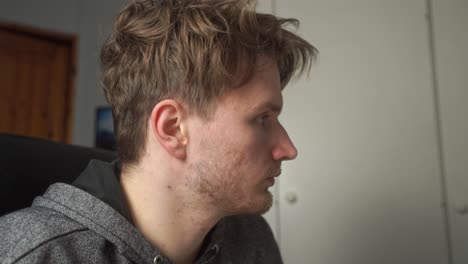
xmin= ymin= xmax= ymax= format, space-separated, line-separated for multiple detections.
xmin=276 ymin=0 xmax=448 ymax=263
xmin=431 ymin=1 xmax=468 ymax=264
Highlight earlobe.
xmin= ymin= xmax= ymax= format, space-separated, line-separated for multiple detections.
xmin=150 ymin=100 xmax=188 ymax=160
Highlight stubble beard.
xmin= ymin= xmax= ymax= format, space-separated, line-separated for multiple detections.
xmin=188 ymin=154 xmax=274 ymax=216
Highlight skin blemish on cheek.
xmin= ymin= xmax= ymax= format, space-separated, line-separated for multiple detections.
xmin=167 ymin=185 xmax=172 ymax=190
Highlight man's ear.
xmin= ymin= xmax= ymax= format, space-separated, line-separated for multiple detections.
xmin=149 ymin=99 xmax=188 ymax=159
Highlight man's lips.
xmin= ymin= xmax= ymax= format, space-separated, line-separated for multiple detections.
xmin=266 ymin=177 xmax=275 ymax=186
xmin=266 ymin=169 xmax=281 ymax=186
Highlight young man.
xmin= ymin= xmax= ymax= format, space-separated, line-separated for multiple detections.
xmin=0 ymin=0 xmax=316 ymax=263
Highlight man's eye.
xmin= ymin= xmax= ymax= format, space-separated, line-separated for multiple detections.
xmin=256 ymin=115 xmax=269 ymax=126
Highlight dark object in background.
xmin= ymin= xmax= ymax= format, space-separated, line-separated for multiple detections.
xmin=0 ymin=133 xmax=116 ymax=216
xmin=95 ymin=106 xmax=116 ymax=150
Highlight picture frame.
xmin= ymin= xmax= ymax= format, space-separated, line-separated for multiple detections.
xmin=94 ymin=106 xmax=116 ymax=150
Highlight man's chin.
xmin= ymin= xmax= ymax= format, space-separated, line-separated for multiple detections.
xmin=224 ymin=192 xmax=273 ymax=216
xmin=247 ymin=191 xmax=273 ymax=215
xmin=259 ymin=192 xmax=274 ymax=215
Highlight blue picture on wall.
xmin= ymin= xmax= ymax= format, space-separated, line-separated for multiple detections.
xmin=95 ymin=106 xmax=116 ymax=150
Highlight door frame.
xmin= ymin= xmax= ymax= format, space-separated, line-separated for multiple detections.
xmin=0 ymin=21 xmax=77 ymax=143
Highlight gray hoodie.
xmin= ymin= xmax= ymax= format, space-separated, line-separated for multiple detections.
xmin=0 ymin=161 xmax=282 ymax=264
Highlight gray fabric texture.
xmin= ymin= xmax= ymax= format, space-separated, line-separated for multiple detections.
xmin=0 ymin=164 xmax=282 ymax=263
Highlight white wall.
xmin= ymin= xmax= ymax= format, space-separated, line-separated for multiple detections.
xmin=431 ymin=1 xmax=468 ymax=264
xmin=0 ymin=0 xmax=79 ymax=34
xmin=0 ymin=0 xmax=126 ymax=146
xmin=71 ymin=0 xmax=127 ymax=146
xmin=275 ymin=0 xmax=448 ymax=263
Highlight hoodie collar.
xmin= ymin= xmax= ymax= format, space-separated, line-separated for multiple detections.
xmin=72 ymin=159 xmax=133 ymax=222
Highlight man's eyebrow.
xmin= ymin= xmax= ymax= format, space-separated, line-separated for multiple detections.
xmin=252 ymin=101 xmax=283 ymax=114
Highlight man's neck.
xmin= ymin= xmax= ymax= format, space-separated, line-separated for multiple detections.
xmin=120 ymin=166 xmax=222 ymax=264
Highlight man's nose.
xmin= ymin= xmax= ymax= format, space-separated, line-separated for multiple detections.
xmin=272 ymin=126 xmax=298 ymax=161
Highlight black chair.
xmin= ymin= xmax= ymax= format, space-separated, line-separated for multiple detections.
xmin=0 ymin=133 xmax=116 ymax=216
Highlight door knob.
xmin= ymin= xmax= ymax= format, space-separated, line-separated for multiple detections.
xmin=285 ymin=192 xmax=298 ymax=204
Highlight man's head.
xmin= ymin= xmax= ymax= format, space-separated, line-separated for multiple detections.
xmin=101 ymin=0 xmax=316 ymax=164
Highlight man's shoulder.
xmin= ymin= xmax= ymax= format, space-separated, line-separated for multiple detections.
xmin=0 ymin=206 xmax=91 ymax=263
xmin=0 ymin=205 xmax=86 ymax=238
